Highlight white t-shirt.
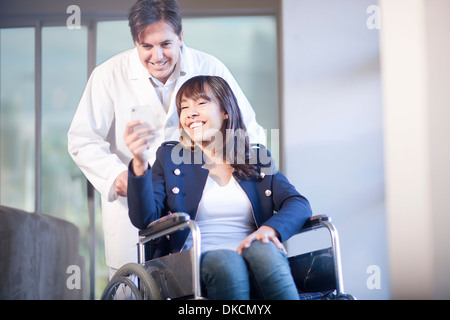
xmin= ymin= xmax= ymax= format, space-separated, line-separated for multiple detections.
xmin=184 ymin=175 xmax=257 ymax=253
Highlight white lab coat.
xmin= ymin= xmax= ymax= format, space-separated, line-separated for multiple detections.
xmin=67 ymin=45 xmax=266 ymax=269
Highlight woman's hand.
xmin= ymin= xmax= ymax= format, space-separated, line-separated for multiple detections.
xmin=236 ymin=226 xmax=286 ymax=255
xmin=124 ymin=120 xmax=159 ymax=176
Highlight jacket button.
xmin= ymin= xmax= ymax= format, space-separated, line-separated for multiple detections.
xmin=259 ymin=172 xmax=265 ymax=179
xmin=172 ymin=187 xmax=180 ymax=194
xmin=174 ymin=168 xmax=181 ymax=175
xmin=265 ymin=189 xmax=272 ymax=197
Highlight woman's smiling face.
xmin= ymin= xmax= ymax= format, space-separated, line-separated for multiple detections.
xmin=179 ymin=85 xmax=228 ymax=147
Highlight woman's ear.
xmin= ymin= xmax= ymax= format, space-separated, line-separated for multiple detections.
xmin=224 ymin=114 xmax=229 ymax=119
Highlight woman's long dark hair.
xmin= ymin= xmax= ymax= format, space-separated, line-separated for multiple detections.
xmin=176 ymin=76 xmax=259 ymax=179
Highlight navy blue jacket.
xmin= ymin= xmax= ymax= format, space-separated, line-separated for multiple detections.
xmin=127 ymin=142 xmax=312 ymax=257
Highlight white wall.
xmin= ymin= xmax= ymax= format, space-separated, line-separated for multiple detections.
xmin=282 ymin=0 xmax=389 ymax=299
xmin=380 ymin=0 xmax=450 ymax=299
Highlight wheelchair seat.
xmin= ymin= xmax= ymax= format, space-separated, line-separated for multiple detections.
xmin=101 ymin=213 xmax=355 ymax=300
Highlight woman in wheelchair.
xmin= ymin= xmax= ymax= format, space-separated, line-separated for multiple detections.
xmin=124 ymin=75 xmax=313 ymax=300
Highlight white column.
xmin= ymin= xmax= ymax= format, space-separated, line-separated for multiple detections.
xmin=380 ymin=0 xmax=450 ymax=299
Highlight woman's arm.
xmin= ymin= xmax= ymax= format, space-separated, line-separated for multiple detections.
xmin=263 ymin=171 xmax=313 ymax=243
xmin=127 ymin=147 xmax=167 ymax=230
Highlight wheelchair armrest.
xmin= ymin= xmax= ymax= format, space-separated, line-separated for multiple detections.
xmin=297 ymin=215 xmax=331 ymax=233
xmin=138 ymin=213 xmax=191 ymax=239
xmin=291 ymin=214 xmax=350 ymax=297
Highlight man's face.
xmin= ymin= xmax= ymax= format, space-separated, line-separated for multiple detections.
xmin=135 ymin=20 xmax=183 ymax=84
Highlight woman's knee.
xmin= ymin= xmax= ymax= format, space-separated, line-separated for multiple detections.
xmin=200 ymin=249 xmax=250 ymax=299
xmin=240 ymin=240 xmax=298 ymax=300
xmin=241 ymin=240 xmax=287 ymax=266
xmin=201 ymin=250 xmax=247 ymax=276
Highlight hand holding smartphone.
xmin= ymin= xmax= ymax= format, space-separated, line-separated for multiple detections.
xmin=127 ymin=105 xmax=159 ymax=164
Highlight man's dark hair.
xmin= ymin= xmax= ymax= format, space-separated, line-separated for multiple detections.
xmin=128 ymin=0 xmax=183 ymax=43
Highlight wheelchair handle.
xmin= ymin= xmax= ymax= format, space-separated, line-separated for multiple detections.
xmin=138 ymin=212 xmax=191 ymax=239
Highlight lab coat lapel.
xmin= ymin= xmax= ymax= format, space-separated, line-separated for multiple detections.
xmin=127 ymin=48 xmax=166 ymax=125
xmin=165 ymin=46 xmax=188 ymax=120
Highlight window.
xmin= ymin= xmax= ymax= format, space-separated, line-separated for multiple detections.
xmin=183 ymin=16 xmax=279 ymax=133
xmin=41 ymin=26 xmax=87 ymax=220
xmin=0 ymin=28 xmax=35 ymax=211
xmin=96 ymin=20 xmax=134 ymax=65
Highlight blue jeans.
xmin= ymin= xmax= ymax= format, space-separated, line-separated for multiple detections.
xmin=200 ymin=240 xmax=299 ymax=300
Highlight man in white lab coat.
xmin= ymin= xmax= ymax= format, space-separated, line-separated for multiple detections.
xmin=67 ymin=0 xmax=265 ymax=277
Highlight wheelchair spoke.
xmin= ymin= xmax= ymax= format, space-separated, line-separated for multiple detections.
xmin=103 ymin=276 xmax=142 ymax=300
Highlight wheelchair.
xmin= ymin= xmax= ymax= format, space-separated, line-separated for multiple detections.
xmin=101 ymin=213 xmax=355 ymax=300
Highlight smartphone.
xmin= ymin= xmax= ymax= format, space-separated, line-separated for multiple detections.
xmin=130 ymin=105 xmax=153 ymax=159
xmin=131 ymin=105 xmax=154 ymax=128
xmin=132 ymin=105 xmax=156 ymax=137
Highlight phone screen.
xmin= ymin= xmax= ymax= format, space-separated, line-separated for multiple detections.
xmin=131 ymin=105 xmax=153 ymax=127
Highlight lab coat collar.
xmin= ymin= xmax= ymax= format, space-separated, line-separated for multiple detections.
xmin=179 ymin=42 xmax=187 ymax=76
xmin=128 ymin=47 xmax=149 ymax=80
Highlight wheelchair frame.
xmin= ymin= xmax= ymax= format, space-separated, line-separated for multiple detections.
xmin=291 ymin=214 xmax=347 ymax=298
xmin=101 ymin=213 xmax=354 ymax=300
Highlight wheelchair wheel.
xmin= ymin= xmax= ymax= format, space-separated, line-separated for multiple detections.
xmin=336 ymin=293 xmax=356 ymax=300
xmin=101 ymin=263 xmax=162 ymax=300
